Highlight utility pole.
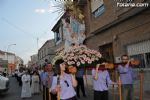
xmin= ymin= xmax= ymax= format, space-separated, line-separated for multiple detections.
xmin=37 ymin=37 xmax=39 ymax=52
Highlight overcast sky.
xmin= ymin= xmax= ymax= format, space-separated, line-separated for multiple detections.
xmin=0 ymin=0 xmax=61 ymax=64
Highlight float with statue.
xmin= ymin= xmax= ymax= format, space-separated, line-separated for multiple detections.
xmin=51 ymin=1 xmax=141 ymax=100
xmin=51 ymin=0 xmax=115 ymax=72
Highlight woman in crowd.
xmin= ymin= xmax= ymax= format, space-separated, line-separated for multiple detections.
xmin=31 ymin=71 xmax=40 ymax=95
xmin=51 ymin=59 xmax=77 ymax=100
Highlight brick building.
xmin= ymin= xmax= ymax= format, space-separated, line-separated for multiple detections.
xmin=50 ymin=1 xmax=150 ymax=98
xmin=78 ymin=0 xmax=150 ymax=68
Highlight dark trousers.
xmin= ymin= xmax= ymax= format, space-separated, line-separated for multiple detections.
xmin=60 ymin=96 xmax=77 ymax=100
xmin=43 ymin=85 xmax=46 ymax=100
xmin=46 ymin=87 xmax=49 ymax=100
xmin=18 ymin=77 xmax=22 ymax=86
xmin=43 ymin=86 xmax=57 ymax=100
xmin=121 ymin=84 xmax=134 ymax=100
xmin=94 ymin=90 xmax=108 ymax=100
xmin=43 ymin=86 xmax=50 ymax=100
xmin=76 ymin=77 xmax=86 ymax=96
xmin=50 ymin=93 xmax=57 ymax=100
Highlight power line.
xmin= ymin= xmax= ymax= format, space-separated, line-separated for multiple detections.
xmin=1 ymin=17 xmax=36 ymax=39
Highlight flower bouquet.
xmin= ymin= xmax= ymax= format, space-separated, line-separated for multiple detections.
xmin=63 ymin=45 xmax=103 ymax=68
xmin=52 ymin=45 xmax=114 ymax=70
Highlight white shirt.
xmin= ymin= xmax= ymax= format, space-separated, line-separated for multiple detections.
xmin=92 ymin=69 xmax=112 ymax=91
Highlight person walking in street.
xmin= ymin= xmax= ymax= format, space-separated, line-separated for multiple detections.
xmin=45 ymin=63 xmax=57 ymax=100
xmin=117 ymin=55 xmax=135 ymax=100
xmin=38 ymin=67 xmax=43 ymax=92
xmin=40 ymin=65 xmax=47 ymax=100
xmin=92 ymin=63 xmax=116 ymax=100
xmin=51 ymin=59 xmax=77 ymax=100
xmin=18 ymin=68 xmax=24 ymax=87
xmin=31 ymin=71 xmax=40 ymax=95
xmin=21 ymin=70 xmax=32 ymax=99
xmin=76 ymin=68 xmax=86 ymax=98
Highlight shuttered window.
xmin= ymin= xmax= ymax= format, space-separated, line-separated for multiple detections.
xmin=127 ymin=40 xmax=150 ymax=68
xmin=127 ymin=40 xmax=150 ymax=56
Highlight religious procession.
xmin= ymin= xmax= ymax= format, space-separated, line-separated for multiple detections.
xmin=30 ymin=1 xmax=143 ymax=100
xmin=0 ymin=0 xmax=149 ymax=100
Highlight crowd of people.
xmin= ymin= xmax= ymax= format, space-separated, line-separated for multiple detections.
xmin=13 ymin=54 xmax=136 ymax=100
xmin=14 ymin=66 xmax=41 ymax=99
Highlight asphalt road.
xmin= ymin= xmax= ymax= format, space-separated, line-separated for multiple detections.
xmin=2 ymin=77 xmax=149 ymax=100
xmin=0 ymin=77 xmax=91 ymax=100
xmin=0 ymin=77 xmax=42 ymax=100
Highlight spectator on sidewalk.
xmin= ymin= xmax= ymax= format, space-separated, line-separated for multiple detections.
xmin=76 ymin=68 xmax=86 ymax=98
xmin=92 ymin=63 xmax=116 ymax=100
xmin=117 ymin=55 xmax=135 ymax=100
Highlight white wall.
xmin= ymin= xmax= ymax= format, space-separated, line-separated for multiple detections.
xmin=0 ymin=53 xmax=15 ymax=64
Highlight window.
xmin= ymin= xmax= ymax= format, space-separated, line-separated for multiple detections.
xmin=146 ymin=52 xmax=150 ymax=67
xmin=129 ymin=53 xmax=150 ymax=68
xmin=91 ymin=0 xmax=105 ymax=17
xmin=127 ymin=40 xmax=150 ymax=68
xmin=92 ymin=5 xmax=105 ymax=17
xmin=99 ymin=43 xmax=114 ymax=63
xmin=55 ymin=32 xmax=60 ymax=42
xmin=55 ymin=26 xmax=62 ymax=43
xmin=130 ymin=54 xmax=146 ymax=68
xmin=44 ymin=48 xmax=46 ymax=56
xmin=42 ymin=50 xmax=44 ymax=58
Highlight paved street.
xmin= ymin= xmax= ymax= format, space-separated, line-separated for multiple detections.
xmin=0 ymin=77 xmax=92 ymax=100
xmin=0 ymin=77 xmax=90 ymax=100
xmin=0 ymin=77 xmax=42 ymax=100
xmin=1 ymin=76 xmax=150 ymax=100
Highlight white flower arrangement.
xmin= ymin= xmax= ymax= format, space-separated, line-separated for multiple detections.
xmin=63 ymin=45 xmax=102 ymax=67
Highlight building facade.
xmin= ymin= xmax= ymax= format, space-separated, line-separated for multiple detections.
xmin=30 ymin=54 xmax=38 ymax=68
xmin=38 ymin=39 xmax=56 ymax=67
xmin=15 ymin=56 xmax=24 ymax=69
xmin=78 ymin=0 xmax=150 ymax=68
xmin=51 ymin=0 xmax=150 ymax=68
xmin=0 ymin=50 xmax=23 ymax=73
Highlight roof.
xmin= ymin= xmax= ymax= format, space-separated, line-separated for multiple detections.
xmin=51 ymin=13 xmax=65 ymax=32
xmin=38 ymin=39 xmax=55 ymax=51
xmin=51 ymin=19 xmax=62 ymax=32
xmin=0 ymin=50 xmax=15 ymax=55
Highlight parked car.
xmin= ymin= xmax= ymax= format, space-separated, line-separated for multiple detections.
xmin=0 ymin=73 xmax=9 ymax=93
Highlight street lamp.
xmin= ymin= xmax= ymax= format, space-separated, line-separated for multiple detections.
xmin=6 ymin=44 xmax=16 ymax=74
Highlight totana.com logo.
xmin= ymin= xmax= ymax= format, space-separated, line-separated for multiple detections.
xmin=117 ymin=2 xmax=149 ymax=7
xmin=113 ymin=0 xmax=149 ymax=7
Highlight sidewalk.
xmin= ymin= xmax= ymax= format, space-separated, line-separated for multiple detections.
xmin=81 ymin=74 xmax=150 ymax=100
xmin=77 ymin=85 xmax=150 ymax=100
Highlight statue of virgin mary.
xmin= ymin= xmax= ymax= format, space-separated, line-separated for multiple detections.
xmin=62 ymin=3 xmax=86 ymax=51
